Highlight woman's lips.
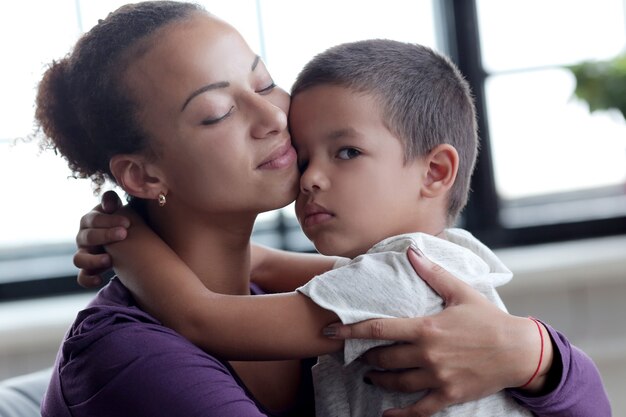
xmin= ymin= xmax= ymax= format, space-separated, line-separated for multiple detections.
xmin=257 ymin=143 xmax=297 ymax=170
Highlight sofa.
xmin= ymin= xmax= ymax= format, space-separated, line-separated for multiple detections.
xmin=0 ymin=369 xmax=51 ymax=417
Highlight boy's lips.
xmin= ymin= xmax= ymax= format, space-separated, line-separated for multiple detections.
xmin=257 ymin=142 xmax=297 ymax=170
xmin=300 ymin=202 xmax=334 ymax=228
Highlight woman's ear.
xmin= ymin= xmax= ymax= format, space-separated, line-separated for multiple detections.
xmin=421 ymin=144 xmax=459 ymax=198
xmin=109 ymin=155 xmax=167 ymax=200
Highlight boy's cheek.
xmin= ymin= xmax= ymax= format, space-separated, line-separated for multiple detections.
xmin=294 ymin=193 xmax=306 ymax=218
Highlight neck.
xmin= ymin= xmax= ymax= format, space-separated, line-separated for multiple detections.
xmin=146 ymin=203 xmax=257 ymax=295
xmin=408 ymin=200 xmax=450 ymax=239
xmin=396 ymin=209 xmax=449 ymax=242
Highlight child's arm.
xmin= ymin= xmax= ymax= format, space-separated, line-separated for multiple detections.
xmin=250 ymin=243 xmax=342 ymax=292
xmin=106 ymin=209 xmax=342 ymax=361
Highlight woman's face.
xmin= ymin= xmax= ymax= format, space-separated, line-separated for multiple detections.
xmin=124 ymin=13 xmax=298 ymax=217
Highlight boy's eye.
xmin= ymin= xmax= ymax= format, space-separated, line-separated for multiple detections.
xmin=256 ymin=82 xmax=276 ymax=95
xmin=201 ymin=106 xmax=234 ymax=126
xmin=337 ymin=148 xmax=361 ymax=160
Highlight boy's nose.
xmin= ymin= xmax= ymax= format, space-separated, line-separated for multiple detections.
xmin=300 ymin=165 xmax=329 ymax=194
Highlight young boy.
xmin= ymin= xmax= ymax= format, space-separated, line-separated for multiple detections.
xmin=109 ymin=39 xmax=534 ymax=416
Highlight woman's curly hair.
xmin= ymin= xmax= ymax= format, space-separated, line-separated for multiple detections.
xmin=35 ymin=1 xmax=204 ymax=192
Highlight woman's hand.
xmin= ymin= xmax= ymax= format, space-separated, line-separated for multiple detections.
xmin=73 ymin=190 xmax=130 ymax=288
xmin=326 ymin=248 xmax=552 ymax=417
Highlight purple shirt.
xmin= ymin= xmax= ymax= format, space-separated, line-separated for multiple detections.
xmin=42 ymin=278 xmax=610 ymax=416
xmin=41 ymin=278 xmax=315 ymax=417
xmin=509 ymin=323 xmax=611 ymax=416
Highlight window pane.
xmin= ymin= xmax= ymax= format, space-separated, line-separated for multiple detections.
xmin=486 ymin=69 xmax=626 ymax=199
xmin=260 ymin=0 xmax=437 ymax=92
xmin=0 ymin=0 xmax=79 ymax=140
xmin=0 ymin=140 xmax=107 ymax=249
xmin=477 ymin=0 xmax=626 ymax=71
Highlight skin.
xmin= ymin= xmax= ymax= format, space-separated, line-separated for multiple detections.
xmin=72 ymin=11 xmax=556 ymax=417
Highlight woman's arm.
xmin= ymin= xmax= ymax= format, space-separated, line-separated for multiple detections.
xmin=327 ymin=249 xmax=610 ymax=417
xmin=507 ymin=324 xmax=611 ymax=417
xmin=106 ymin=208 xmax=342 ymax=360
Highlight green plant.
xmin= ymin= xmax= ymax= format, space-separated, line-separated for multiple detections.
xmin=568 ymin=53 xmax=626 ymax=119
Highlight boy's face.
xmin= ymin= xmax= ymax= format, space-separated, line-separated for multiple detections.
xmin=290 ymin=85 xmax=429 ymax=258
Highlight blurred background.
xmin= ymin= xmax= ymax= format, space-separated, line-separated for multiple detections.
xmin=1 ymin=0 xmax=625 ymax=413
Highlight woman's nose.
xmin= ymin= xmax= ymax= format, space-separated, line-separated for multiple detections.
xmin=249 ymin=94 xmax=288 ymax=139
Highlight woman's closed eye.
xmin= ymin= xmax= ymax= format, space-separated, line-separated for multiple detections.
xmin=256 ymin=82 xmax=276 ymax=95
xmin=336 ymin=147 xmax=361 ymax=160
xmin=201 ymin=106 xmax=235 ymax=126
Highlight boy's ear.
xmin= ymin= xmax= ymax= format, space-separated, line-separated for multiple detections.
xmin=421 ymin=144 xmax=459 ymax=198
xmin=109 ymin=155 xmax=167 ymax=200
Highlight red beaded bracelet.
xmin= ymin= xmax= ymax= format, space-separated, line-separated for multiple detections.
xmin=520 ymin=317 xmax=545 ymax=389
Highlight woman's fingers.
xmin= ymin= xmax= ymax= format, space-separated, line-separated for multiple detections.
xmin=382 ymin=391 xmax=450 ymax=417
xmin=367 ymin=369 xmax=455 ymax=417
xmin=360 ymin=342 xmax=428 ymax=370
xmin=365 ymin=368 xmax=431 ymax=393
xmin=406 ymin=247 xmax=481 ymax=306
xmin=325 ymin=317 xmax=423 ymax=341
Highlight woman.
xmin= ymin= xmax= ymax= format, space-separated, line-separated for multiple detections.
xmin=37 ymin=1 xmax=608 ymax=416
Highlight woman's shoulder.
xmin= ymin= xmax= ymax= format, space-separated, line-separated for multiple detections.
xmin=62 ymin=277 xmax=227 ymax=370
xmin=52 ymin=281 xmax=263 ymax=415
xmin=51 ymin=330 xmax=267 ymax=416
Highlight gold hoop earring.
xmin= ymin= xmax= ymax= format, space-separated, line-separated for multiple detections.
xmin=158 ymin=192 xmax=167 ymax=207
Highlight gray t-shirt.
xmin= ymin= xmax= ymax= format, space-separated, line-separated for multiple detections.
xmin=297 ymin=229 xmax=531 ymax=417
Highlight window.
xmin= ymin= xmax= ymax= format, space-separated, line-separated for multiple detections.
xmin=441 ymin=0 xmax=626 ymax=247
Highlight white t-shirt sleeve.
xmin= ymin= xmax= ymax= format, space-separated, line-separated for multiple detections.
xmin=297 ymin=238 xmax=442 ymax=364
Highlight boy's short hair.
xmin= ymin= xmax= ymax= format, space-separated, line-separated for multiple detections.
xmin=291 ymin=39 xmax=478 ymax=224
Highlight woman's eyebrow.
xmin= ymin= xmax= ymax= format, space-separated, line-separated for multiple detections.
xmin=251 ymin=55 xmax=260 ymax=71
xmin=181 ymin=56 xmax=262 ymax=112
xmin=181 ymin=81 xmax=229 ymax=112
